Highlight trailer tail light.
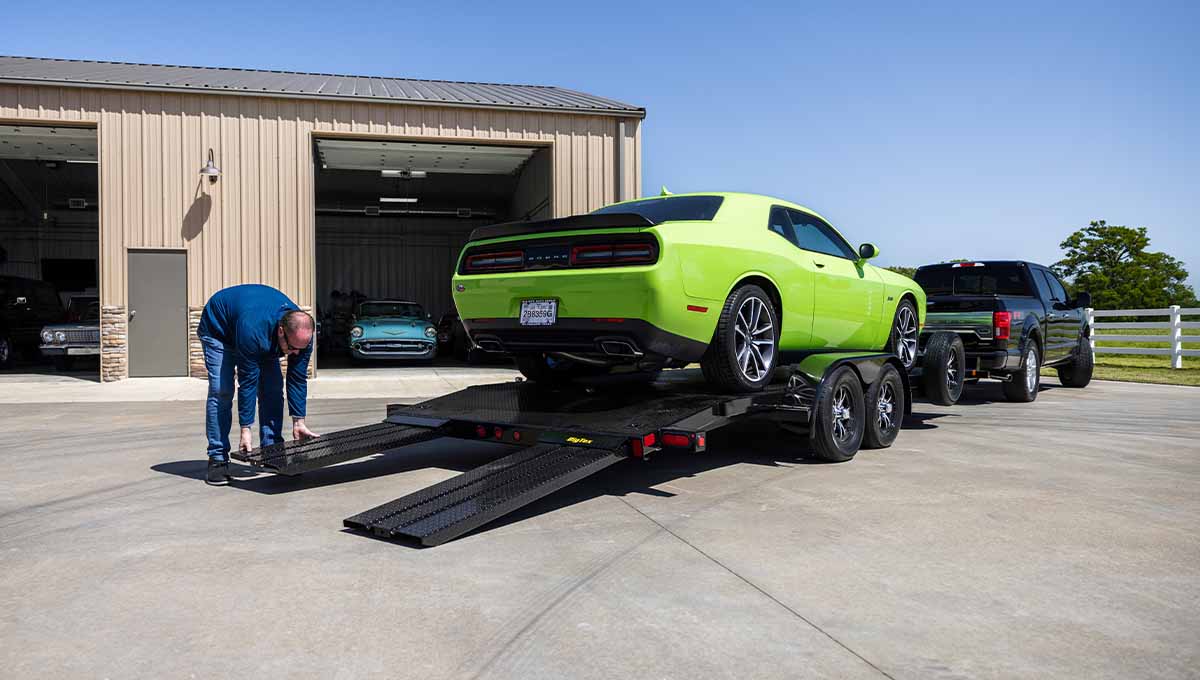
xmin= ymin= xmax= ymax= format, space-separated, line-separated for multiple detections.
xmin=570 ymin=242 xmax=657 ymax=267
xmin=661 ymin=433 xmax=692 ymax=448
xmin=475 ymin=424 xmax=488 ymax=438
xmin=642 ymin=433 xmax=656 ymax=448
xmin=465 ymin=250 xmax=524 ymax=272
xmin=994 ymin=311 xmax=1012 ymax=340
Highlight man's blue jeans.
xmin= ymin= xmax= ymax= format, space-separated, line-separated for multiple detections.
xmin=200 ymin=333 xmax=284 ymax=461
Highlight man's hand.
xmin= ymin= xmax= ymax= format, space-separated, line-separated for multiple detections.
xmin=292 ymin=418 xmax=319 ymax=442
xmin=239 ymin=427 xmax=253 ymax=453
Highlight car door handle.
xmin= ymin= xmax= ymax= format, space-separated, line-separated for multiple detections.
xmin=813 ymin=260 xmax=826 ymax=268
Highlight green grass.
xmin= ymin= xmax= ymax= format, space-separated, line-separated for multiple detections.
xmin=1041 ymin=327 xmax=1200 ymax=387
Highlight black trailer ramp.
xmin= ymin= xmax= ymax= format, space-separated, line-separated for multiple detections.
xmin=344 ymin=442 xmax=628 ymax=546
xmin=233 ymin=421 xmax=443 ymax=476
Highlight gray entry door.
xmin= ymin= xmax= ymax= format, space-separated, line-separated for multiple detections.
xmin=128 ymin=250 xmax=188 ymax=377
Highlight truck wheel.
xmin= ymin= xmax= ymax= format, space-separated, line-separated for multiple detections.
xmin=1056 ymin=334 xmax=1094 ymax=388
xmin=1002 ymin=343 xmax=1040 ymax=402
xmin=921 ymin=332 xmax=965 ymax=406
xmin=809 ymin=366 xmax=865 ymax=462
xmin=886 ymin=300 xmax=919 ymax=372
xmin=515 ymin=353 xmax=606 ymax=386
xmin=863 ymin=364 xmax=905 ymax=449
xmin=700 ymin=284 xmax=778 ymax=392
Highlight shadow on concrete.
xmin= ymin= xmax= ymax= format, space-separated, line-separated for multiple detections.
xmin=0 ymin=357 xmax=101 ymax=383
xmin=951 ymin=380 xmax=1056 ymax=406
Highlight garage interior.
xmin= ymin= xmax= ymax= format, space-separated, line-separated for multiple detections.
xmin=0 ymin=124 xmax=99 ymax=376
xmin=313 ymin=138 xmax=549 ymax=366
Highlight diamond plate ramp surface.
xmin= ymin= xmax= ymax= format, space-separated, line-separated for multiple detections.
xmin=233 ymin=421 xmax=441 ymax=476
xmin=344 ymin=443 xmax=628 ymax=546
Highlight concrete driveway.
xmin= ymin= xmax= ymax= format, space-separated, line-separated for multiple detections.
xmin=1 ymin=378 xmax=1197 ymax=679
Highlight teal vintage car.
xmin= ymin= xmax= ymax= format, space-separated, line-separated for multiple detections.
xmin=348 ymin=300 xmax=438 ymax=361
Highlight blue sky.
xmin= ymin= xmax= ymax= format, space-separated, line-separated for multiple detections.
xmin=8 ymin=0 xmax=1198 ymax=289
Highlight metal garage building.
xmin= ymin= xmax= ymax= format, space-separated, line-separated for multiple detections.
xmin=0 ymin=56 xmax=644 ymax=380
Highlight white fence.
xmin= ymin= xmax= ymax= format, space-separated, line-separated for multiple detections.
xmin=1086 ymin=305 xmax=1200 ymax=369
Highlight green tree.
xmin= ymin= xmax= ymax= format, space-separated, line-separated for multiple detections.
xmin=885 ymin=265 xmax=916 ymax=279
xmin=1054 ymin=220 xmax=1197 ymax=309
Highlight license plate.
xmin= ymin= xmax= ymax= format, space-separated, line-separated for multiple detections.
xmin=519 ymin=299 xmax=557 ymax=326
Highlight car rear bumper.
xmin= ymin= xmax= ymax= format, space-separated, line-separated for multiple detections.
xmin=463 ymin=318 xmax=708 ymax=362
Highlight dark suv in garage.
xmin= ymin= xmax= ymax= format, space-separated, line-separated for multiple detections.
xmin=0 ymin=275 xmax=66 ymax=367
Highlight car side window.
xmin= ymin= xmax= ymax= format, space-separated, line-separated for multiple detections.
xmin=787 ymin=209 xmax=857 ymax=259
xmin=1030 ymin=269 xmax=1055 ymax=302
xmin=767 ymin=206 xmax=796 ymax=244
xmin=1044 ymin=272 xmax=1069 ymax=302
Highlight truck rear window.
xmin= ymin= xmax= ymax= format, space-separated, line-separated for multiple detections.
xmin=915 ymin=265 xmax=1030 ymax=296
xmin=591 ymin=195 xmax=723 ymax=224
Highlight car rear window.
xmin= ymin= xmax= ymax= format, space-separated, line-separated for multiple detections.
xmin=591 ymin=195 xmax=724 ymax=223
xmin=914 ymin=265 xmax=1031 ymax=296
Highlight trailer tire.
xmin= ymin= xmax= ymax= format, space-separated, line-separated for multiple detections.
xmin=809 ymin=366 xmax=865 ymax=462
xmin=921 ymin=332 xmax=965 ymax=406
xmin=1002 ymin=343 xmax=1040 ymax=402
xmin=1056 ymin=334 xmax=1094 ymax=388
xmin=863 ymin=364 xmax=905 ymax=449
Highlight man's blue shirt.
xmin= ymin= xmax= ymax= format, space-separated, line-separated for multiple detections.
xmin=197 ymin=284 xmax=311 ymax=427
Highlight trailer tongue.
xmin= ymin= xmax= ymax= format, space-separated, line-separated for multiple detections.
xmin=234 ymin=349 xmax=938 ymax=547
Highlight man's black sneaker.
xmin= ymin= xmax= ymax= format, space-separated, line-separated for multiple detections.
xmin=206 ymin=459 xmax=230 ymax=486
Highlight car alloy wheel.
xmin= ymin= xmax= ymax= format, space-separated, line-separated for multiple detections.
xmin=734 ymin=296 xmax=775 ymax=382
xmin=945 ymin=345 xmax=959 ymax=391
xmin=1025 ymin=347 xmax=1039 ymax=394
xmin=893 ymin=304 xmax=918 ymax=369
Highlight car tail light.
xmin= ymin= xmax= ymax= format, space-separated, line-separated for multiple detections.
xmin=952 ymin=262 xmax=985 ymax=268
xmin=465 ymin=250 xmax=524 ymax=272
xmin=570 ymin=242 xmax=656 ymax=267
xmin=994 ymin=311 xmax=1011 ymax=340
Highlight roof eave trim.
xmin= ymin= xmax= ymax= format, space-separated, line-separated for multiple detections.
xmin=0 ymin=77 xmax=648 ymax=119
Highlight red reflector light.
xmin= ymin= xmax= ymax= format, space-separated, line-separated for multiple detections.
xmin=466 ymin=250 xmax=524 ymax=272
xmin=493 ymin=426 xmax=503 ymax=440
xmin=642 ymin=433 xmax=656 ymax=447
xmin=513 ymin=431 xmax=521 ymax=442
xmin=686 ymin=305 xmax=708 ymax=313
xmin=994 ymin=311 xmax=1012 ymax=340
xmin=570 ymin=242 xmax=656 ymax=267
xmin=630 ymin=438 xmax=644 ymax=457
xmin=662 ymin=433 xmax=692 ymax=448
xmin=475 ymin=425 xmax=488 ymax=438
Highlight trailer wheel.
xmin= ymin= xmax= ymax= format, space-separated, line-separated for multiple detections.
xmin=863 ymin=364 xmax=905 ymax=449
xmin=1056 ymin=334 xmax=1094 ymax=388
xmin=921 ymin=332 xmax=965 ymax=406
xmin=809 ymin=366 xmax=865 ymax=462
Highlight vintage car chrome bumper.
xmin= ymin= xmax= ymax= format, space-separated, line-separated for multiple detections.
xmin=351 ymin=338 xmax=436 ymax=359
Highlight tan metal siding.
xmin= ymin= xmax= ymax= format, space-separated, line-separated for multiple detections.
xmin=0 ymin=83 xmax=639 ymax=317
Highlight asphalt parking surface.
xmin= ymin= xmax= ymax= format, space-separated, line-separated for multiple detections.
xmin=2 ymin=378 xmax=1198 ymax=679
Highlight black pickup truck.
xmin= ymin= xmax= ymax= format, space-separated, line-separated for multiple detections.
xmin=913 ymin=261 xmax=1093 ymax=402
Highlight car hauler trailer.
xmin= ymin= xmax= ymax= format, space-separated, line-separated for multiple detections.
xmin=234 ymin=339 xmax=960 ymax=547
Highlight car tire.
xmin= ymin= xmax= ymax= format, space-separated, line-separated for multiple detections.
xmin=809 ymin=366 xmax=865 ymax=462
xmin=699 ymin=284 xmax=778 ymax=392
xmin=863 ymin=364 xmax=905 ymax=450
xmin=886 ymin=299 xmax=919 ymax=372
xmin=1002 ymin=341 xmax=1040 ymax=402
xmin=921 ymin=332 xmax=965 ymax=406
xmin=515 ymin=353 xmax=607 ymax=386
xmin=1056 ymin=334 xmax=1094 ymax=388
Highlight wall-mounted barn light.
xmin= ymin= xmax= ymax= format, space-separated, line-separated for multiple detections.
xmin=199 ymin=149 xmax=220 ymax=183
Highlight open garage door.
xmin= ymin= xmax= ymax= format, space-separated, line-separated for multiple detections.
xmin=0 ymin=124 xmax=99 ymax=380
xmin=314 ymin=139 xmax=549 ymax=369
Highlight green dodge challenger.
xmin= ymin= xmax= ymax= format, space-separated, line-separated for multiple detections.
xmin=452 ymin=192 xmax=925 ymax=391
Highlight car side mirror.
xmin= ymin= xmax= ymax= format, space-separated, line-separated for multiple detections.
xmin=857 ymin=243 xmax=879 ymax=261
xmin=1073 ymin=291 xmax=1092 ymax=309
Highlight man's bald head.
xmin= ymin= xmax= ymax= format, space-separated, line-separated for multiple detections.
xmin=278 ymin=310 xmax=315 ymax=355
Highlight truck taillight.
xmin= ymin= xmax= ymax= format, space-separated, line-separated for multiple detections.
xmin=569 ymin=242 xmax=657 ymax=267
xmin=465 ymin=251 xmax=524 ymax=272
xmin=994 ymin=311 xmax=1011 ymax=340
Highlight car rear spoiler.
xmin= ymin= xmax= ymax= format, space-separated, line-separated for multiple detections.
xmin=468 ymin=213 xmax=655 ymax=242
